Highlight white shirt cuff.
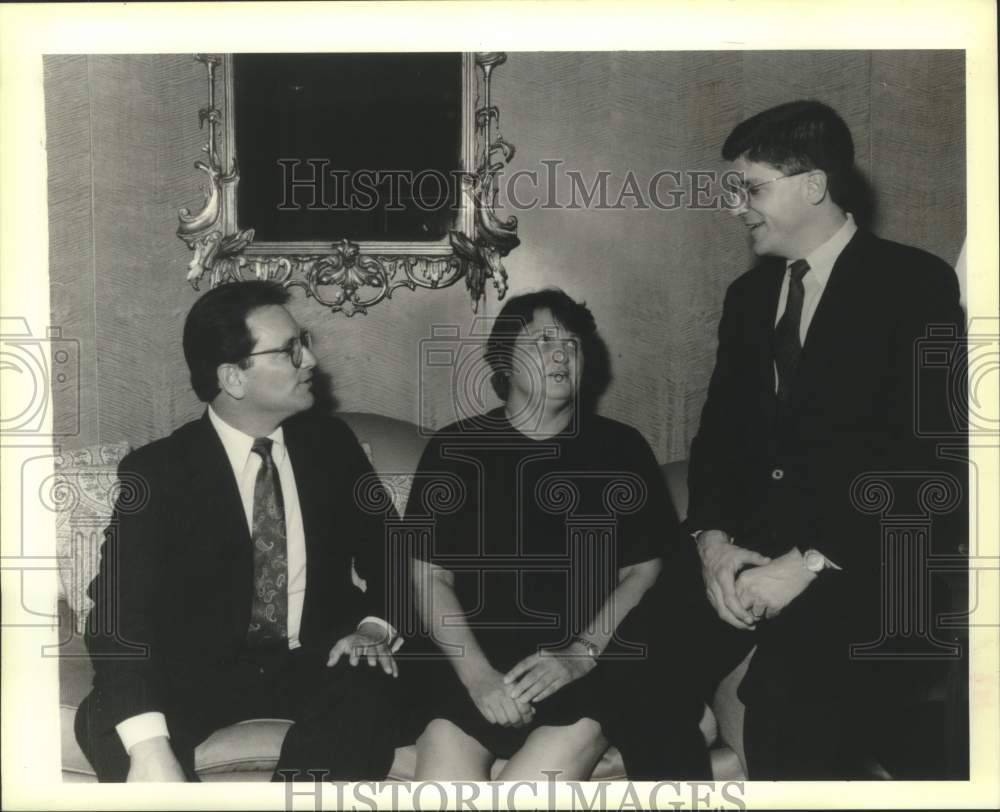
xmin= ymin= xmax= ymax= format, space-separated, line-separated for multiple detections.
xmin=116 ymin=712 xmax=170 ymax=753
xmin=691 ymin=529 xmax=732 ymax=543
xmin=357 ymin=616 xmax=399 ymax=647
xmin=816 ymin=551 xmax=843 ymax=570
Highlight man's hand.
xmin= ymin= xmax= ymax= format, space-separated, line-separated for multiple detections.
xmin=126 ymin=736 xmax=187 ymax=782
xmin=464 ymin=666 xmax=536 ymax=727
xmin=503 ymin=644 xmax=597 ymax=705
xmin=696 ymin=529 xmax=772 ymax=629
xmin=327 ymin=624 xmax=400 ymax=677
xmin=735 ymin=548 xmax=816 ymax=620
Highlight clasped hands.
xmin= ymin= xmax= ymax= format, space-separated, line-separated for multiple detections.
xmin=696 ymin=530 xmax=816 ymax=629
xmin=466 ymin=645 xmax=597 ymax=728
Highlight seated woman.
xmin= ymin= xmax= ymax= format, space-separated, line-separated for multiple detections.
xmin=405 ymin=288 xmax=706 ymax=780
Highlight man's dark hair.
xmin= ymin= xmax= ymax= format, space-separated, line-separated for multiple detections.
xmin=182 ymin=280 xmax=291 ymax=402
xmin=722 ymin=100 xmax=855 ymax=207
xmin=485 ymin=287 xmax=607 ymax=407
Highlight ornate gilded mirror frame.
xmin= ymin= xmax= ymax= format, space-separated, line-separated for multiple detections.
xmin=177 ymin=53 xmax=518 ymax=316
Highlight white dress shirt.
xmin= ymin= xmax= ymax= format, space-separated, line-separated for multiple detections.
xmin=773 ymin=212 xmax=858 ymax=355
xmin=116 ymin=407 xmax=394 ymax=753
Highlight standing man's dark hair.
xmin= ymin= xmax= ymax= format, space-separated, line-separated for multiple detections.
xmin=676 ymin=98 xmax=966 ymax=780
xmin=722 ymin=100 xmax=855 ymax=207
xmin=182 ymin=280 xmax=290 ymax=402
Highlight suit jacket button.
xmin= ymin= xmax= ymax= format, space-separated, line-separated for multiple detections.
xmin=771 ymin=468 xmax=784 ymax=480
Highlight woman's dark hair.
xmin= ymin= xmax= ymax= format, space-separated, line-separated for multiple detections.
xmin=722 ymin=100 xmax=855 ymax=208
xmin=485 ymin=288 xmax=609 ymax=409
xmin=182 ymin=280 xmax=290 ymax=402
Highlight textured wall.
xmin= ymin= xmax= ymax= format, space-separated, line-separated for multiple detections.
xmin=46 ymin=51 xmax=965 ymax=461
xmin=45 ymin=54 xmax=211 ymax=448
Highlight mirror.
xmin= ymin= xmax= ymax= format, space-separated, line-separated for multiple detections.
xmin=233 ymin=53 xmax=464 ymax=244
xmin=177 ymin=52 xmax=518 ymax=316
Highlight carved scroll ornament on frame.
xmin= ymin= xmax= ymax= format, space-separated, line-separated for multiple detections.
xmin=176 ymin=52 xmax=519 ymax=317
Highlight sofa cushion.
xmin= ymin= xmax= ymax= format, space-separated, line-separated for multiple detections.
xmin=711 ymin=646 xmax=752 ymax=776
xmin=336 ymin=412 xmax=429 ymax=475
xmin=661 ymin=459 xmax=690 ymax=523
xmin=197 ymin=719 xmax=295 ymax=775
xmin=337 ymin=411 xmax=429 ymax=517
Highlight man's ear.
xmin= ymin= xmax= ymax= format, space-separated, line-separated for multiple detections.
xmin=217 ymin=362 xmax=246 ymax=400
xmin=804 ymin=169 xmax=830 ymax=205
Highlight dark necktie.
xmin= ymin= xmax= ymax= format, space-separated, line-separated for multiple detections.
xmin=247 ymin=437 xmax=288 ymax=645
xmin=774 ymin=259 xmax=811 ymax=406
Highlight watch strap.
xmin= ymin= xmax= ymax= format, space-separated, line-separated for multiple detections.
xmin=570 ymin=635 xmax=599 ymax=660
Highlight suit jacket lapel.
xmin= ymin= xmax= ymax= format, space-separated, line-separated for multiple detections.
xmin=283 ymin=417 xmax=328 ymax=586
xmin=755 ymin=259 xmax=786 ymax=420
xmin=791 ymin=230 xmax=871 ymax=409
xmin=182 ymin=412 xmax=251 ymax=548
xmin=183 ymin=411 xmax=254 ymax=604
xmin=285 ymin=416 xmax=345 ymax=644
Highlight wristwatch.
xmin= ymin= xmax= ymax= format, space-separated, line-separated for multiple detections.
xmin=802 ymin=549 xmax=827 ymax=573
xmin=570 ymin=636 xmax=600 ymax=660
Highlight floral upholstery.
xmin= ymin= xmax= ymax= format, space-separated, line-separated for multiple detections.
xmin=52 ymin=441 xmax=131 ymax=633
xmin=359 ymin=440 xmax=413 ymax=518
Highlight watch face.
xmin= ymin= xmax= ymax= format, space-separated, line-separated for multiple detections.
xmin=804 ymin=551 xmax=825 ymax=572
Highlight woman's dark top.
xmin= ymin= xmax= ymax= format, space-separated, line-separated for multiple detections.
xmin=402 ymin=407 xmax=695 ymax=758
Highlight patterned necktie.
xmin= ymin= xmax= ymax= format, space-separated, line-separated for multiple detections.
xmin=247 ymin=437 xmax=288 ymax=646
xmin=774 ymin=259 xmax=811 ymax=406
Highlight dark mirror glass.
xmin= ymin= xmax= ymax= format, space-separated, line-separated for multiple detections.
xmin=233 ymin=53 xmax=462 ymax=242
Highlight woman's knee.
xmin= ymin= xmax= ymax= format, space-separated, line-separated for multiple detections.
xmin=417 ymin=718 xmax=467 ymax=750
xmin=566 ymin=717 xmax=606 ymax=751
xmin=538 ymin=717 xmax=607 ymax=755
xmin=501 ymin=718 xmax=608 ymax=780
xmin=415 ymin=719 xmax=492 ymax=779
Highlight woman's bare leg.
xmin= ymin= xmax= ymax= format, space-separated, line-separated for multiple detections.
xmin=414 ymin=718 xmax=494 ymax=780
xmin=497 ymin=718 xmax=607 ymax=781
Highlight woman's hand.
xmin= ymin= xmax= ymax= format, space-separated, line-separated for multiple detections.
xmin=503 ymin=644 xmax=597 ymax=705
xmin=465 ymin=666 xmax=536 ymax=727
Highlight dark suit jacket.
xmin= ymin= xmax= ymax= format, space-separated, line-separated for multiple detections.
xmin=84 ymin=410 xmax=396 ymax=732
xmin=686 ymin=230 xmax=965 ymax=579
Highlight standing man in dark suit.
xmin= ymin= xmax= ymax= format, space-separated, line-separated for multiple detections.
xmin=76 ymin=281 xmax=402 ymax=782
xmin=684 ymin=100 xmax=965 ymax=778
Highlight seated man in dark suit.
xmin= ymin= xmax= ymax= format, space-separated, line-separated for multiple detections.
xmin=681 ymin=100 xmax=966 ymax=778
xmin=76 ymin=280 xmax=402 ymax=782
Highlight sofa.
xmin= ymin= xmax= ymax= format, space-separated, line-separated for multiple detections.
xmin=56 ymin=410 xmax=753 ymax=782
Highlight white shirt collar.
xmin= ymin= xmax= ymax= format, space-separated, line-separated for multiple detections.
xmin=789 ymin=212 xmax=858 ymax=287
xmin=207 ymin=405 xmax=285 ymax=474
